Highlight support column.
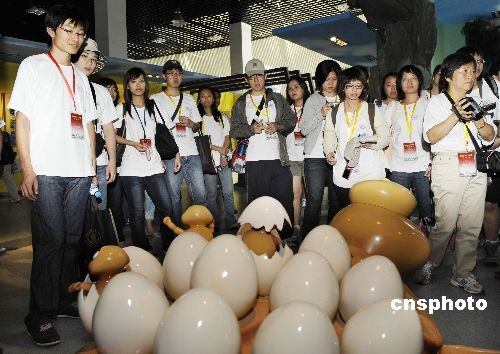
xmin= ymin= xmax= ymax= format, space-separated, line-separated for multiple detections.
xmin=94 ymin=0 xmax=127 ymax=59
xmin=229 ymin=22 xmax=252 ymax=75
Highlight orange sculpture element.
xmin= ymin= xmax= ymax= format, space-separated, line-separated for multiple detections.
xmin=163 ymin=205 xmax=215 ymax=241
xmin=68 ymin=245 xmax=129 ymax=294
xmin=241 ymin=228 xmax=280 ymax=258
xmin=350 ymin=179 xmax=417 ymax=217
xmin=239 ymin=298 xmax=270 ymax=354
xmin=331 ymin=196 xmax=431 ymax=273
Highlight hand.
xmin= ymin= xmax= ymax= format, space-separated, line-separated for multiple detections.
xmin=424 ymin=165 xmax=432 ymax=178
xmin=174 ymin=154 xmax=182 ymax=173
xmin=326 ymin=152 xmax=337 ymax=165
xmin=106 ymin=163 xmax=116 ymax=183
xmin=134 ymin=141 xmax=147 ymax=152
xmin=21 ymin=167 xmax=38 ymax=201
xmin=220 ymin=155 xmax=228 ymax=168
xmin=251 ymin=121 xmax=264 ymax=134
xmin=455 ymin=98 xmax=473 ymax=121
xmin=321 ymin=102 xmax=332 ymax=117
xmin=265 ymin=122 xmax=278 ymax=135
xmin=179 ymin=116 xmax=191 ymax=127
xmin=91 ymin=175 xmax=98 ymax=186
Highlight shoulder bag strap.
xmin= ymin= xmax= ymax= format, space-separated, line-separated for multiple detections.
xmin=89 ymin=83 xmax=99 ymax=131
xmin=330 ymin=104 xmax=340 ymax=127
xmin=368 ymin=102 xmax=375 ymax=131
xmin=485 ymin=76 xmax=499 ymax=99
xmin=170 ymin=92 xmax=183 ymax=122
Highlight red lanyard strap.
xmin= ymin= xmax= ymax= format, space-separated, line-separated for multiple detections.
xmin=47 ymin=52 xmax=76 ymax=111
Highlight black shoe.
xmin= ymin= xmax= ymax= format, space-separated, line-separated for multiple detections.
xmin=57 ymin=303 xmax=80 ymax=319
xmin=26 ymin=321 xmax=61 ymax=347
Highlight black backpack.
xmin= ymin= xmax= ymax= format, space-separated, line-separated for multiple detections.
xmin=0 ymin=132 xmax=16 ymax=165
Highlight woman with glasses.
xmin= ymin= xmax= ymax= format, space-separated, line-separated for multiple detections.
xmin=323 ymin=67 xmax=390 ymax=208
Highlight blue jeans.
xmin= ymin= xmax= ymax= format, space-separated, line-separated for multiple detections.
xmin=301 ymin=158 xmax=340 ymax=239
xmin=204 ymin=166 xmax=237 ymax=229
xmin=96 ymin=165 xmax=108 ymax=210
xmin=27 ymin=175 xmax=91 ymax=325
xmin=121 ymin=173 xmax=175 ymax=251
xmin=390 ymin=171 xmax=433 ymax=220
xmin=144 ymin=191 xmax=155 ymax=220
xmin=164 ymin=155 xmax=207 ymax=225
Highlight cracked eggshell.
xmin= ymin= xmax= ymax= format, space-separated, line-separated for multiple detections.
xmin=154 ymin=288 xmax=240 ymax=354
xmin=162 ymin=231 xmax=209 ymax=300
xmin=299 ymin=225 xmax=351 ymax=280
xmin=341 ymin=299 xmax=422 ymax=354
xmin=191 ymin=234 xmax=258 ymax=319
xmin=238 ymin=196 xmax=291 ymax=232
xmin=124 ymin=246 xmax=164 ymax=290
xmin=93 ymin=272 xmax=169 ymax=354
xmin=251 ymin=244 xmax=294 ymax=297
xmin=269 ymin=251 xmax=339 ymax=318
xmin=77 ymin=274 xmax=98 ymax=334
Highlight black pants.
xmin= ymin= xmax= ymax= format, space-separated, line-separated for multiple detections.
xmin=107 ymin=175 xmax=126 ymax=241
xmin=246 ymin=160 xmax=294 ymax=238
xmin=333 ymin=184 xmax=351 ymax=210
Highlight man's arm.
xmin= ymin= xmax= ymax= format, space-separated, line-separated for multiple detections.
xmin=102 ymin=122 xmax=116 ymax=182
xmin=87 ymin=122 xmax=96 ymax=178
xmin=16 ymin=111 xmax=38 ymax=200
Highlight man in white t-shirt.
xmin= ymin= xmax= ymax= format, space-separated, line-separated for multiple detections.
xmin=150 ymin=60 xmax=207 ymax=225
xmin=72 ymin=38 xmax=117 ymax=210
xmin=8 ymin=5 xmax=96 ymax=346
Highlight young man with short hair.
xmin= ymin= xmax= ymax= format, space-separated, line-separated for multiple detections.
xmin=8 ymin=4 xmax=96 ymax=346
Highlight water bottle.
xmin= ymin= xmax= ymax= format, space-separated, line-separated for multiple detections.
xmin=89 ymin=183 xmax=102 ymax=203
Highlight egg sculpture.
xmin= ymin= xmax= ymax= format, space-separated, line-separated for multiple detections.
xmin=339 ymin=255 xmax=403 ymax=322
xmin=330 ymin=179 xmax=431 ymax=273
xmin=269 ymin=251 xmax=339 ymax=318
xmin=299 ymin=225 xmax=351 ymax=280
xmin=238 ymin=196 xmax=291 ymax=232
xmin=154 ymin=288 xmax=240 ymax=354
xmin=191 ymin=234 xmax=258 ymax=319
xmin=253 ymin=301 xmax=339 ymax=354
xmin=123 ymin=246 xmax=164 ymax=289
xmin=77 ymin=274 xmax=99 ymax=333
xmin=341 ymin=298 xmax=423 ymax=354
xmin=92 ymin=272 xmax=169 ymax=354
xmin=162 ymin=231 xmax=209 ymax=300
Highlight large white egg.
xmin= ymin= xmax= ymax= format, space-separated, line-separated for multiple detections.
xmin=154 ymin=288 xmax=240 ymax=354
xmin=253 ymin=301 xmax=339 ymax=354
xmin=238 ymin=196 xmax=291 ymax=232
xmin=191 ymin=234 xmax=258 ymax=319
xmin=339 ymin=255 xmax=403 ymax=321
xmin=124 ymin=246 xmax=164 ymax=289
xmin=299 ymin=225 xmax=351 ymax=280
xmin=269 ymin=251 xmax=339 ymax=318
xmin=92 ymin=272 xmax=169 ymax=354
xmin=77 ymin=274 xmax=99 ymax=333
xmin=162 ymin=231 xmax=209 ymax=299
xmin=341 ymin=299 xmax=423 ymax=354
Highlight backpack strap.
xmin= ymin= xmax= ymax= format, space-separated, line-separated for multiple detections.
xmin=478 ymin=78 xmax=483 ymax=99
xmin=330 ymin=104 xmax=340 ymax=127
xmin=368 ymin=102 xmax=375 ymax=131
xmin=484 ymin=76 xmax=499 ymax=99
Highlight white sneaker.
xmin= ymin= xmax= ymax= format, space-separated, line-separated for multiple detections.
xmin=450 ymin=274 xmax=484 ymax=294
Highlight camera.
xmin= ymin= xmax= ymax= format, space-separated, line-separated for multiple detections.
xmin=462 ymin=97 xmax=497 ymax=121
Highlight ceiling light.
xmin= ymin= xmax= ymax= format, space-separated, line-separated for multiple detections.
xmin=329 ymin=36 xmax=348 ymax=46
xmin=207 ymin=34 xmax=223 ymax=42
xmin=26 ymin=6 xmax=47 ymax=16
xmin=152 ymin=37 xmax=167 ymax=44
xmin=171 ymin=9 xmax=187 ymax=27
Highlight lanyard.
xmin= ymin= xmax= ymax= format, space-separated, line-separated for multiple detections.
xmin=344 ymin=101 xmax=362 ymax=140
xmin=250 ymin=93 xmax=269 ymax=122
xmin=47 ymin=52 xmax=76 ymax=111
xmin=293 ymin=105 xmax=303 ymax=127
xmin=166 ymin=94 xmax=182 ymax=117
xmin=403 ymin=100 xmax=418 ymax=138
xmin=132 ymin=104 xmax=147 ymax=139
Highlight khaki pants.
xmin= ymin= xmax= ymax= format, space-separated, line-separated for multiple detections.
xmin=429 ymin=152 xmax=486 ymax=277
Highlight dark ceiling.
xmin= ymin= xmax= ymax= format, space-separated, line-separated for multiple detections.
xmin=1 ymin=0 xmax=361 ymax=60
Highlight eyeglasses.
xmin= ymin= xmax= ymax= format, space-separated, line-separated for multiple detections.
xmin=247 ymin=74 xmax=264 ymax=82
xmin=165 ymin=71 xmax=183 ymax=77
xmin=345 ymin=84 xmax=364 ymax=90
xmin=59 ymin=26 xmax=86 ymax=39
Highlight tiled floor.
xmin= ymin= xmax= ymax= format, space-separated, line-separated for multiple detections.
xmin=0 ymin=184 xmax=499 ymax=353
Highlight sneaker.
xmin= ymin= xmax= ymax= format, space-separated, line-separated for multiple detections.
xmin=57 ymin=303 xmax=79 ymax=319
xmin=413 ymin=262 xmax=434 ymax=285
xmin=26 ymin=321 xmax=61 ymax=347
xmin=450 ymin=274 xmax=484 ymax=294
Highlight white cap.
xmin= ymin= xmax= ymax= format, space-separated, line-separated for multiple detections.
xmin=81 ymin=38 xmax=106 ymax=74
xmin=245 ymin=59 xmax=265 ymax=77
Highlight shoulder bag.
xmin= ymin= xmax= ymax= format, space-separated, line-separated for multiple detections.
xmin=152 ymin=100 xmax=179 ymax=160
xmin=195 ymin=120 xmax=217 ymax=175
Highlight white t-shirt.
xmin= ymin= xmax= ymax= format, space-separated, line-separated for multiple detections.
xmin=8 ymin=54 xmax=96 ymax=177
xmin=469 ymin=78 xmax=498 ymax=122
xmin=150 ymin=91 xmax=201 ymax=157
xmin=385 ymin=98 xmax=431 ymax=172
xmin=245 ymin=94 xmax=279 ymax=162
xmin=305 ymin=96 xmax=338 ymax=159
xmin=92 ymin=83 xmax=118 ymax=166
xmin=115 ymin=104 xmax=164 ymax=177
xmin=332 ymin=102 xmax=386 ymax=188
xmin=423 ymin=93 xmax=496 ymax=152
xmin=286 ymin=105 xmax=304 ymax=162
xmin=201 ymin=113 xmax=230 ymax=167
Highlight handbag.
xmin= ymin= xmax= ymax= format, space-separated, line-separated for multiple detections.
xmin=231 ymin=138 xmax=249 ymax=174
xmin=152 ymin=100 xmax=179 ymax=160
xmin=195 ymin=122 xmax=217 ymax=175
xmin=115 ymin=117 xmax=126 ymax=167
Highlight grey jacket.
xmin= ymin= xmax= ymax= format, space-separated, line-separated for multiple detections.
xmin=229 ymin=89 xmax=296 ymax=166
xmin=300 ymin=91 xmax=329 ymax=155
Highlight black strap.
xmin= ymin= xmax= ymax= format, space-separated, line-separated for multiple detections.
xmin=254 ymin=94 xmax=266 ymax=117
xmin=89 ymin=83 xmax=99 ymax=132
xmin=331 ymin=102 xmax=375 ymax=131
xmin=170 ymin=92 xmax=183 ymax=122
xmin=478 ymin=79 xmax=483 ymax=99
xmin=152 ymin=99 xmax=175 ymax=138
xmin=484 ymin=76 xmax=499 ymax=99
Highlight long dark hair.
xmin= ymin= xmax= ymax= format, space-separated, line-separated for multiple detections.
xmin=197 ymin=86 xmax=223 ymax=126
xmin=286 ymin=75 xmax=311 ymax=106
xmin=314 ymin=60 xmax=342 ymax=93
xmin=97 ymin=77 xmax=120 ymax=106
xmin=123 ymin=67 xmax=154 ymax=118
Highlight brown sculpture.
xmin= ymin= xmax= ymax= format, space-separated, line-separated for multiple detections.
xmin=163 ymin=205 xmax=215 ymax=241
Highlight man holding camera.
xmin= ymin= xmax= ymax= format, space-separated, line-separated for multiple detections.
xmin=414 ymin=52 xmax=496 ymax=294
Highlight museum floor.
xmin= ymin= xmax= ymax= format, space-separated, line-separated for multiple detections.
xmin=0 ymin=184 xmax=499 ymax=353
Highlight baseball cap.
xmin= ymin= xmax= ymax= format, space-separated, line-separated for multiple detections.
xmin=81 ymin=38 xmax=106 ymax=74
xmin=245 ymin=59 xmax=265 ymax=77
xmin=163 ymin=60 xmax=183 ymax=74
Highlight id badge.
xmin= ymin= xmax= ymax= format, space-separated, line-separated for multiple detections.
xmin=294 ymin=131 xmax=304 ymax=146
xmin=457 ymin=151 xmax=477 ymax=177
xmin=70 ymin=112 xmax=84 ymax=140
xmin=140 ymin=138 xmax=152 ymax=161
xmin=175 ymin=123 xmax=186 ymax=138
xmin=403 ymin=142 xmax=417 ymax=161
